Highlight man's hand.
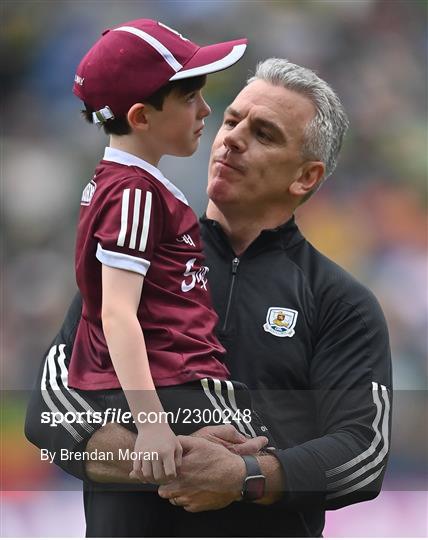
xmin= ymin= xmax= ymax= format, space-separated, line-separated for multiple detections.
xmin=158 ymin=435 xmax=246 ymax=512
xmin=191 ymin=424 xmax=268 ymax=455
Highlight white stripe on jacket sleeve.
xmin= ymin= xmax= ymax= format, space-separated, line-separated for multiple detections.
xmin=325 ymin=382 xmax=390 ymax=500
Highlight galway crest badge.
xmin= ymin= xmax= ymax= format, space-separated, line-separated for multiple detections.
xmin=263 ymin=307 xmax=298 ymax=338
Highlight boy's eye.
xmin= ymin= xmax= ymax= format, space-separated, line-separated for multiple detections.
xmin=186 ymin=92 xmax=197 ymax=101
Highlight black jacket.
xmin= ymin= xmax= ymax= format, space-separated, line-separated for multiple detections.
xmin=200 ymin=215 xmax=392 ymax=532
xmin=25 ymin=216 xmax=392 ymax=537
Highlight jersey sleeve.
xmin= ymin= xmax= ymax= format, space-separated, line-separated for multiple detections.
xmin=272 ymin=286 xmax=392 ymax=511
xmin=94 ymin=177 xmax=164 ymax=276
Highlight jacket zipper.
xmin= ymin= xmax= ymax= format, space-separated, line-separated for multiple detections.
xmin=222 ymin=257 xmax=240 ymax=332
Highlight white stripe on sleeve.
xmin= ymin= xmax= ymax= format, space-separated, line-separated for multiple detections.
xmin=139 ymin=191 xmax=152 ymax=252
xmin=327 ymin=466 xmax=385 ymax=500
xmin=129 ymin=189 xmax=141 ymax=249
xmin=327 ymin=385 xmax=390 ymax=490
xmin=326 ymin=382 xmax=386 ymax=477
xmin=117 ymin=188 xmax=130 ymax=247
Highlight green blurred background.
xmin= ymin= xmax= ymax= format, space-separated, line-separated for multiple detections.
xmin=1 ymin=0 xmax=427 ymax=536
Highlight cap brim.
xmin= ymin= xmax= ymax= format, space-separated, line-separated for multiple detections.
xmin=169 ymin=38 xmax=247 ymax=80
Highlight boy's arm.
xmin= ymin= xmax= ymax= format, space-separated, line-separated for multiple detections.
xmin=101 ymin=264 xmax=182 ymax=482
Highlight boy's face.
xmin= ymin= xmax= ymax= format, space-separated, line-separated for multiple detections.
xmin=147 ymin=88 xmax=211 ymax=158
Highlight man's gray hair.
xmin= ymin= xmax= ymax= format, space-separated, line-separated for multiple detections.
xmin=248 ymin=58 xmax=349 ymax=180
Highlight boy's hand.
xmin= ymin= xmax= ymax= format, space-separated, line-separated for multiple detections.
xmin=129 ymin=425 xmax=182 ymax=484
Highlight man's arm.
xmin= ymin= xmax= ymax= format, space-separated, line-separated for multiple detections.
xmin=158 ymin=435 xmax=285 ymax=512
xmin=159 ymin=288 xmax=392 ymax=513
xmin=272 ymin=287 xmax=392 ymax=511
xmin=26 ymin=288 xmax=390 ymax=514
xmin=85 ymin=423 xmax=269 ymax=484
xmin=84 ymin=424 xmax=283 ymax=512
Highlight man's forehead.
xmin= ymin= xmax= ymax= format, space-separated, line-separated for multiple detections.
xmin=227 ymin=80 xmax=315 ymax=124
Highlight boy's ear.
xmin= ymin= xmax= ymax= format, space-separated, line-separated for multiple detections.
xmin=127 ymin=103 xmax=149 ymax=131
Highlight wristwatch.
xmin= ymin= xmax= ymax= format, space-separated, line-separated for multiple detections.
xmin=240 ymin=455 xmax=266 ymax=501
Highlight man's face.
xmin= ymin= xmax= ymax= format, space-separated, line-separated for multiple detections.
xmin=207 ymin=80 xmax=316 ymax=211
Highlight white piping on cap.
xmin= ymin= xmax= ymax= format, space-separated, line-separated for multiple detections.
xmin=170 ymin=43 xmax=247 ymax=80
xmin=113 ymin=26 xmax=183 ymax=72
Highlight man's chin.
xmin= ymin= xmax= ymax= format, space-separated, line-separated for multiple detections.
xmin=207 ymin=180 xmax=236 ymax=207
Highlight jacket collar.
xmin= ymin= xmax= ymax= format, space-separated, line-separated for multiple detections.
xmin=200 ymin=214 xmax=305 ymax=255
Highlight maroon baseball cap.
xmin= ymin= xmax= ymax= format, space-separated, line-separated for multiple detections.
xmin=73 ymin=19 xmax=247 ymax=121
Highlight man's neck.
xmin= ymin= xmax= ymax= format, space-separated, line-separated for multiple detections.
xmin=206 ymin=201 xmax=293 ymax=256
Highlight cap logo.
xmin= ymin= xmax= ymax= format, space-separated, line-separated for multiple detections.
xmin=74 ymin=74 xmax=85 ymax=86
xmin=157 ymin=22 xmax=190 ymax=42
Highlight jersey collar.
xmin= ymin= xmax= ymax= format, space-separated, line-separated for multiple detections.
xmin=103 ymin=147 xmax=189 ymax=206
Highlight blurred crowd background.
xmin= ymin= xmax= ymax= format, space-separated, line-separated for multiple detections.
xmin=1 ymin=0 xmax=427 ymax=537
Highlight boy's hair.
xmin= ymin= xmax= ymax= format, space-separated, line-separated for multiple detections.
xmin=82 ymin=75 xmax=207 ymax=135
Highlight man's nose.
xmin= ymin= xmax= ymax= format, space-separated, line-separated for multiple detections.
xmin=223 ymin=126 xmax=246 ymax=153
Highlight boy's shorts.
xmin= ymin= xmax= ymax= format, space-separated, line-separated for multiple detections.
xmin=26 ymin=333 xmax=275 ymax=482
xmin=94 ymin=377 xmax=275 ymax=443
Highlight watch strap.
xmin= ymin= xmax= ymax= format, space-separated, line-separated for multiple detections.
xmin=241 ymin=455 xmax=266 ymax=501
xmin=242 ymin=455 xmax=261 ymax=477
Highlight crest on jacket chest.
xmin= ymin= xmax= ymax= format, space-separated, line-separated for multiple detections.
xmin=263 ymin=307 xmax=298 ymax=337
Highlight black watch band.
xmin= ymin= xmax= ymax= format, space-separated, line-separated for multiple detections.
xmin=240 ymin=455 xmax=266 ymax=502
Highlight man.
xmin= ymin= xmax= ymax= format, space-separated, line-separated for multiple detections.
xmin=26 ymin=58 xmax=392 ymax=537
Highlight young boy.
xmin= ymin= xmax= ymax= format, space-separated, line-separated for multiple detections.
xmin=69 ymin=18 xmax=272 ymax=485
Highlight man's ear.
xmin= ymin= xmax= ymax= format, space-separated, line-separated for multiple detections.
xmin=126 ymin=103 xmax=150 ymax=131
xmin=289 ymin=161 xmax=325 ymax=198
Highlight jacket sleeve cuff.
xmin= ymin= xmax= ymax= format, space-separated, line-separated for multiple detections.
xmin=268 ymin=447 xmax=326 ymax=510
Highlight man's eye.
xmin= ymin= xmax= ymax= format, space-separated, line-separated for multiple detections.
xmin=224 ymin=119 xmax=237 ymax=127
xmin=257 ymin=130 xmax=271 ymax=141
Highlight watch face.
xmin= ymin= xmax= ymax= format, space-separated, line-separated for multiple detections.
xmin=245 ymin=475 xmax=265 ymax=500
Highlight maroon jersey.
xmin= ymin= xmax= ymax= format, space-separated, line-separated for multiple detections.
xmin=68 ymin=147 xmax=229 ymax=390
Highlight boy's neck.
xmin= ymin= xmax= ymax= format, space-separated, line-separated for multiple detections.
xmin=109 ymin=135 xmax=161 ymax=167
